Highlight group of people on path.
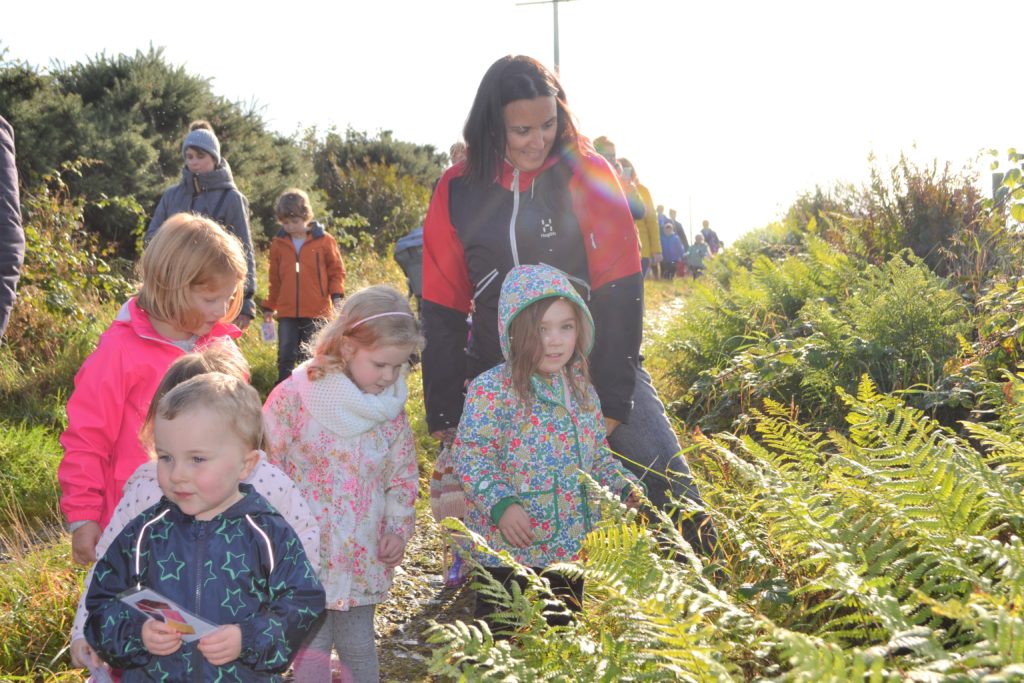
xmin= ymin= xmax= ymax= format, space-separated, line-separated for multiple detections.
xmin=51 ymin=54 xmax=718 ymax=682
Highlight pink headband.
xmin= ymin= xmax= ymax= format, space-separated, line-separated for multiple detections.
xmin=350 ymin=311 xmax=415 ymax=329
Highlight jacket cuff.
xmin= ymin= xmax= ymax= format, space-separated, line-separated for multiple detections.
xmin=490 ymin=496 xmax=522 ymax=526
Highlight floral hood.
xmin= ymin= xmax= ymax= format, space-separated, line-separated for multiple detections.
xmin=497 ymin=264 xmax=594 ymax=361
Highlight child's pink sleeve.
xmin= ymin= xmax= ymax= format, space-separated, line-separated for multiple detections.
xmin=58 ymin=342 xmax=129 ymax=525
xmin=382 ymin=411 xmax=418 ymax=541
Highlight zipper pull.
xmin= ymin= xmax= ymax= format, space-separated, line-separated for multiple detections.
xmin=295 ymin=262 xmax=300 ymax=273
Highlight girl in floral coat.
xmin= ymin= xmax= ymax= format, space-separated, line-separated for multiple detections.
xmin=453 ymin=264 xmax=640 ymax=633
xmin=263 ymin=285 xmax=422 ymax=683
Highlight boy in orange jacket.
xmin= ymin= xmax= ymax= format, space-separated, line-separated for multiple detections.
xmin=263 ymin=189 xmax=346 ymax=384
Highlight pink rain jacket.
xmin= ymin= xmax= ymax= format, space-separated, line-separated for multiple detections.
xmin=58 ymin=298 xmax=241 ymax=528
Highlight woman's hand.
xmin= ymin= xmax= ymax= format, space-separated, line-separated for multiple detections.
xmin=498 ymin=504 xmax=535 ymax=548
xmin=378 ymin=532 xmax=408 ymax=568
xmin=71 ymin=521 xmax=101 ymax=564
xmin=625 ymin=490 xmax=641 ymax=510
xmin=198 ymin=625 xmax=243 ymax=666
xmin=141 ymin=619 xmax=182 ymax=656
xmin=70 ymin=637 xmax=103 ymax=668
xmin=431 ymin=427 xmax=457 ymax=448
xmin=604 ymin=417 xmax=621 ymax=437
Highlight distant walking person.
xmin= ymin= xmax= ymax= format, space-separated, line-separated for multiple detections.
xmin=262 ymin=188 xmax=346 ymax=385
xmin=147 ymin=120 xmax=257 ymax=329
xmin=620 ymin=158 xmax=661 ymax=278
xmin=0 ymin=116 xmax=24 ymax=340
xmin=686 ymin=233 xmax=710 ymax=278
xmin=660 ymin=222 xmax=686 ymax=280
xmin=701 ymin=219 xmax=722 ymax=255
xmin=669 ymin=208 xmax=689 ymax=251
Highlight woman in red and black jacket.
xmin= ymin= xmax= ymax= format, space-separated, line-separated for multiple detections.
xmin=421 ymin=55 xmax=716 ymax=555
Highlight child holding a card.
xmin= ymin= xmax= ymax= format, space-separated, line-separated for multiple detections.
xmin=84 ymin=373 xmax=325 ymax=679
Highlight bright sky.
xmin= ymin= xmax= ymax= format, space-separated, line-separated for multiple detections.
xmin=4 ymin=0 xmax=1022 ymax=245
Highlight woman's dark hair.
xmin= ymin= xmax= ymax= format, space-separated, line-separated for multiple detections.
xmin=462 ymin=55 xmax=580 ymax=185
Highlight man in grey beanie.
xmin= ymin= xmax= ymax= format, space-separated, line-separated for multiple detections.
xmin=146 ymin=120 xmax=257 ymax=329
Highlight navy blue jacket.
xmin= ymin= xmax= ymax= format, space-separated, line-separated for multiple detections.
xmin=0 ymin=116 xmax=24 ymax=339
xmin=85 ymin=484 xmax=325 ymax=680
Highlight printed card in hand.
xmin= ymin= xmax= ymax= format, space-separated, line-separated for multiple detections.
xmin=118 ymin=586 xmax=218 ymax=642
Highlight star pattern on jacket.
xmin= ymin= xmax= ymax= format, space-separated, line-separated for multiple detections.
xmin=147 ymin=660 xmax=172 ymax=682
xmin=221 ymin=587 xmax=247 ymax=616
xmin=296 ymin=605 xmax=319 ymax=631
xmin=157 ymin=552 xmax=186 ymax=581
xmin=216 ymin=518 xmax=245 ymax=544
xmin=220 ymin=551 xmax=251 ymax=580
xmin=148 ymin=517 xmax=172 ymax=542
xmin=203 ymin=558 xmax=217 ymax=588
xmin=212 ymin=664 xmax=244 ymax=682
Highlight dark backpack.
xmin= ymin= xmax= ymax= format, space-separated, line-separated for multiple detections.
xmin=393 ymin=227 xmax=424 ymax=297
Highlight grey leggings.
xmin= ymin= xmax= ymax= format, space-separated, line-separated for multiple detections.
xmin=606 ymin=366 xmax=717 ymax=554
xmin=292 ymin=605 xmax=378 ymax=682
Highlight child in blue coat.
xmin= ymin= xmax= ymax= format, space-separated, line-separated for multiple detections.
xmin=85 ymin=373 xmax=324 ymax=680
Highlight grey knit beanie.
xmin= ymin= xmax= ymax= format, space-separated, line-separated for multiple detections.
xmin=182 ymin=128 xmax=221 ymax=166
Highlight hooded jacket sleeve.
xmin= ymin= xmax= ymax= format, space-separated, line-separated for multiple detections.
xmin=220 ymin=191 xmax=257 ymax=319
xmin=325 ymin=234 xmax=346 ymax=298
xmin=145 ymin=189 xmax=172 ymax=244
xmin=569 ymin=154 xmax=643 ymax=424
xmin=452 ymin=373 xmax=520 ymax=522
xmin=585 ymin=387 xmax=642 ymax=497
xmin=382 ymin=410 xmax=419 ymax=541
xmin=237 ymin=516 xmax=325 ymax=673
xmin=71 ymin=469 xmax=164 ymax=644
xmin=58 ymin=338 xmax=130 ymax=525
xmin=0 ymin=117 xmax=24 ymax=340
xmin=422 ymin=168 xmax=473 ymax=433
xmin=84 ymin=520 xmax=152 ymax=668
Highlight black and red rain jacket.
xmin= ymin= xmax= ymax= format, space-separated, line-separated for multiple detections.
xmin=421 ymin=142 xmax=643 ymax=433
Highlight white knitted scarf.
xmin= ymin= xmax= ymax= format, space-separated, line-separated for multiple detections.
xmin=296 ymin=362 xmax=408 ymax=438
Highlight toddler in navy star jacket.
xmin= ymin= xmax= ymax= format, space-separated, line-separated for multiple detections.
xmin=84 ymin=373 xmax=325 ymax=680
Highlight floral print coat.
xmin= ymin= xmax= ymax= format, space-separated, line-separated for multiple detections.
xmin=264 ymin=362 xmax=418 ymax=609
xmin=453 ymin=264 xmax=639 ymax=568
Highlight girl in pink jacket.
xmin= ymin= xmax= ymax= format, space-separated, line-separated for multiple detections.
xmin=58 ymin=213 xmax=247 ymax=566
xmin=263 ymin=285 xmax=422 ymax=683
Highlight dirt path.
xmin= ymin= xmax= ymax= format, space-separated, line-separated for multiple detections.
xmin=373 ymin=508 xmax=474 ymax=682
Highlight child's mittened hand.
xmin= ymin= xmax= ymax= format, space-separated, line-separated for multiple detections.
xmin=198 ymin=624 xmax=242 ymax=666
xmin=141 ymin=619 xmax=183 ymax=656
xmin=71 ymin=521 xmax=101 ymax=564
xmin=498 ymin=504 xmax=535 ymax=548
xmin=378 ymin=532 xmax=407 ymax=568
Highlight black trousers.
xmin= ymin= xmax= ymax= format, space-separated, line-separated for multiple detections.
xmin=276 ymin=317 xmax=319 ymax=385
xmin=473 ymin=566 xmax=583 ymax=637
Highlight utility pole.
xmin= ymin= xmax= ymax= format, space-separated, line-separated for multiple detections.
xmin=516 ymin=0 xmax=576 ymax=74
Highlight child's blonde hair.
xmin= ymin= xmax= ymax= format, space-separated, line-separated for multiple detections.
xmin=153 ymin=372 xmax=263 ymax=452
xmin=307 ymin=285 xmax=423 ymax=381
xmin=140 ymin=342 xmax=251 ymax=449
xmin=274 ymin=188 xmax=314 ymax=222
xmin=136 ymin=213 xmax=247 ymax=333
